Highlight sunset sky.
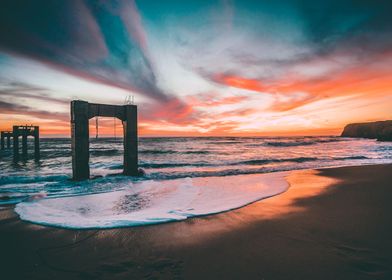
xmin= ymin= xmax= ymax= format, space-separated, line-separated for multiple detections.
xmin=0 ymin=0 xmax=391 ymax=136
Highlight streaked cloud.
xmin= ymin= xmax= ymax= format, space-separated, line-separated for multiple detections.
xmin=0 ymin=0 xmax=391 ymax=136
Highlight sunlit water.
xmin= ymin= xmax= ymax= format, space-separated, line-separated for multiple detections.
xmin=1 ymin=137 xmax=391 ymax=228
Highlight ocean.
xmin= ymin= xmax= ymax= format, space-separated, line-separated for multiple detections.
xmin=1 ymin=136 xmax=391 ymax=228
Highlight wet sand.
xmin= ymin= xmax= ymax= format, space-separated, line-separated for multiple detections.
xmin=0 ymin=164 xmax=391 ymax=279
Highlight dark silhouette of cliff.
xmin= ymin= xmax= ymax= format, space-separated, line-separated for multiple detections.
xmin=341 ymin=120 xmax=392 ymax=141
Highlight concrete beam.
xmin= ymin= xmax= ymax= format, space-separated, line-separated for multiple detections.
xmin=88 ymin=103 xmax=126 ymax=120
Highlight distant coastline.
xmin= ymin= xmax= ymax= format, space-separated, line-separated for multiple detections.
xmin=341 ymin=120 xmax=392 ymax=141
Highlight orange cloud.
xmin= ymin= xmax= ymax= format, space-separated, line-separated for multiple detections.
xmin=214 ymin=74 xmax=267 ymax=92
xmin=214 ymin=52 xmax=392 ymax=112
xmin=187 ymin=94 xmax=248 ymax=108
xmin=150 ymin=98 xmax=194 ymax=122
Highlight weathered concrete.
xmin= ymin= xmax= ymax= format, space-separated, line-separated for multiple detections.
xmin=1 ymin=132 xmax=4 ymax=150
xmin=10 ymin=126 xmax=40 ymax=161
xmin=123 ymin=105 xmax=138 ymax=176
xmin=13 ymin=127 xmax=19 ymax=161
xmin=71 ymin=101 xmax=90 ymax=180
xmin=7 ymin=133 xmax=11 ymax=148
xmin=1 ymin=131 xmax=13 ymax=150
xmin=71 ymin=100 xmax=138 ymax=181
xmin=22 ymin=134 xmax=27 ymax=157
xmin=34 ymin=127 xmax=40 ymax=160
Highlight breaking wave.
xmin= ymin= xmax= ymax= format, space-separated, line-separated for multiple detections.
xmin=15 ymin=172 xmax=289 ymax=229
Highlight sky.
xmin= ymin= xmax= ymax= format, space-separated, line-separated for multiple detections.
xmin=0 ymin=0 xmax=391 ymax=137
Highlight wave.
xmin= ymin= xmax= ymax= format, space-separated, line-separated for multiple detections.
xmin=140 ymin=150 xmax=175 ymax=154
xmin=207 ymin=141 xmax=244 ymax=145
xmin=140 ymin=162 xmax=211 ymax=168
xmin=139 ymin=150 xmax=210 ymax=155
xmin=0 ymin=175 xmax=69 ymax=185
xmin=262 ymin=137 xmax=345 ymax=147
xmin=15 ymin=172 xmax=289 ymax=229
xmin=90 ymin=149 xmax=120 ymax=156
xmin=238 ymin=157 xmax=317 ymax=165
xmin=183 ymin=151 xmax=211 ymax=154
xmin=333 ymin=156 xmax=368 ymax=160
xmin=140 ymin=155 xmax=370 ymax=169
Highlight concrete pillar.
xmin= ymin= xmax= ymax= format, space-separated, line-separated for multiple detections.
xmin=34 ymin=126 xmax=40 ymax=161
xmin=22 ymin=133 xmax=28 ymax=157
xmin=71 ymin=101 xmax=90 ymax=180
xmin=123 ymin=105 xmax=138 ymax=176
xmin=13 ymin=126 xmax=19 ymax=161
xmin=7 ymin=135 xmax=11 ymax=148
xmin=0 ymin=132 xmax=4 ymax=150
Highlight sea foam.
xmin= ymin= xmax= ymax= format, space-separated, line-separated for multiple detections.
xmin=15 ymin=172 xmax=288 ymax=229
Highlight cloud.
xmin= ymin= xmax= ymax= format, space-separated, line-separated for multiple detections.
xmin=0 ymin=100 xmax=68 ymax=122
xmin=141 ymin=98 xmax=196 ymax=125
xmin=1 ymin=0 xmax=392 ymax=136
xmin=213 ymin=74 xmax=268 ymax=92
xmin=187 ymin=92 xmax=248 ymax=107
xmin=0 ymin=80 xmax=69 ymax=105
xmin=209 ymin=48 xmax=392 ymax=112
xmin=0 ymin=0 xmax=169 ymax=102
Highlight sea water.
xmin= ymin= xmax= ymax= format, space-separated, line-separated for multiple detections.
xmin=1 ymin=136 xmax=391 ymax=228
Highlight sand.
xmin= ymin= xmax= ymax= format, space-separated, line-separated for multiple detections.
xmin=0 ymin=164 xmax=391 ymax=279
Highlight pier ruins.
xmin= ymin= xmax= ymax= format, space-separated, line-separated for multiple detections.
xmin=0 ymin=125 xmax=40 ymax=161
xmin=1 ymin=100 xmax=138 ymax=181
xmin=71 ymin=100 xmax=138 ymax=181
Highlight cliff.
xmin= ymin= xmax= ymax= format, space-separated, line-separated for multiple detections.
xmin=341 ymin=120 xmax=392 ymax=141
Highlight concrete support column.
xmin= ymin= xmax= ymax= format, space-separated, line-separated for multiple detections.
xmin=7 ymin=135 xmax=11 ymax=148
xmin=34 ymin=126 xmax=40 ymax=161
xmin=0 ymin=132 xmax=4 ymax=150
xmin=13 ymin=127 xmax=19 ymax=161
xmin=22 ymin=133 xmax=28 ymax=157
xmin=71 ymin=101 xmax=90 ymax=180
xmin=123 ymin=105 xmax=138 ymax=176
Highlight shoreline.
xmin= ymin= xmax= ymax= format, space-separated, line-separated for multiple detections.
xmin=8 ymin=162 xmax=390 ymax=230
xmin=14 ymin=170 xmax=290 ymax=230
xmin=0 ymin=163 xmax=391 ymax=279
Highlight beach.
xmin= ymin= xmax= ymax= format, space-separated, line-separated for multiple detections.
xmin=2 ymin=1 xmax=392 ymax=279
xmin=0 ymin=163 xmax=391 ymax=279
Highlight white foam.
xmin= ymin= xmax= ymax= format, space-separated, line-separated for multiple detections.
xmin=15 ymin=172 xmax=289 ymax=229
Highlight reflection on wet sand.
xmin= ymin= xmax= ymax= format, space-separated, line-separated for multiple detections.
xmin=92 ymin=169 xmax=339 ymax=247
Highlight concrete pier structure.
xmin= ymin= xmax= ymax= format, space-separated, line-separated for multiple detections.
xmin=8 ymin=126 xmax=40 ymax=161
xmin=71 ymin=100 xmax=138 ymax=181
xmin=1 ymin=131 xmax=13 ymax=150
